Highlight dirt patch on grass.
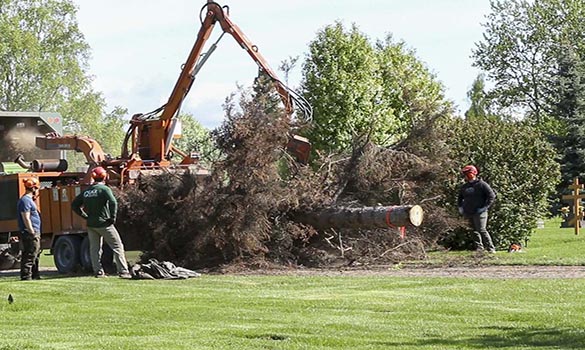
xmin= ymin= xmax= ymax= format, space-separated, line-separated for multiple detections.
xmin=214 ymin=265 xmax=585 ymax=279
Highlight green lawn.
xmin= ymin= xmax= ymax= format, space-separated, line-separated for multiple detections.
xmin=1 ymin=274 xmax=585 ymax=349
xmin=425 ymin=217 xmax=585 ymax=266
xmin=2 ymin=218 xmax=584 ymax=350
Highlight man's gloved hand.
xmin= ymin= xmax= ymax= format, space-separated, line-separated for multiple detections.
xmin=476 ymin=207 xmax=487 ymax=214
xmin=458 ymin=207 xmax=464 ymax=215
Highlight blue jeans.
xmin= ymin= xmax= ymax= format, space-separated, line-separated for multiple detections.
xmin=470 ymin=211 xmax=495 ymax=251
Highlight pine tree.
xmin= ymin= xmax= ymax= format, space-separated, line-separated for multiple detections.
xmin=554 ymin=49 xmax=585 ymax=186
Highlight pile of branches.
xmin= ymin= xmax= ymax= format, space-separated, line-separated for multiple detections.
xmin=116 ymin=95 xmax=461 ymax=270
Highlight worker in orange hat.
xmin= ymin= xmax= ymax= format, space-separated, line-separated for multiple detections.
xmin=71 ymin=167 xmax=131 ymax=279
xmin=17 ymin=177 xmax=42 ymax=280
xmin=457 ymin=165 xmax=497 ymax=253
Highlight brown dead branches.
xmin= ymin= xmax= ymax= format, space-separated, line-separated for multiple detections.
xmin=116 ymin=95 xmax=459 ymax=270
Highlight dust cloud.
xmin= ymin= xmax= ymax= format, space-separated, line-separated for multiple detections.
xmin=0 ymin=127 xmax=44 ymax=162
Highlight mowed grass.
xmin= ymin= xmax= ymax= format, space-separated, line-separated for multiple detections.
xmin=1 ymin=274 xmax=585 ymax=350
xmin=2 ymin=218 xmax=585 ymax=349
xmin=425 ymin=217 xmax=585 ymax=266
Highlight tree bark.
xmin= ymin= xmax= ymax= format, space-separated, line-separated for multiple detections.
xmin=294 ymin=205 xmax=423 ymax=230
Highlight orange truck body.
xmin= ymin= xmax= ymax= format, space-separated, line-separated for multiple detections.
xmin=0 ymin=112 xmax=101 ymax=273
xmin=0 ymin=172 xmax=86 ymax=250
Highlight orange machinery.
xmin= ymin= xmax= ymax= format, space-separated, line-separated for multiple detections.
xmin=120 ymin=0 xmax=312 ymax=167
xmin=36 ymin=0 xmax=312 ymax=188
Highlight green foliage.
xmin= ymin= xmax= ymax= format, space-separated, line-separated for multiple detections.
xmin=465 ymin=74 xmax=491 ymax=120
xmin=472 ymin=0 xmax=585 ymax=132
xmin=173 ymin=113 xmax=218 ymax=165
xmin=0 ymin=0 xmax=90 ymax=111
xmin=99 ymin=106 xmax=127 ymax=155
xmin=301 ymin=22 xmax=382 ymax=153
xmin=553 ymin=48 xmax=585 ymax=185
xmin=301 ymin=23 xmax=450 ymax=155
xmin=1 ymin=273 xmax=585 ymax=349
xmin=376 ymin=34 xmax=451 ymax=140
xmin=447 ymin=117 xmax=560 ymax=247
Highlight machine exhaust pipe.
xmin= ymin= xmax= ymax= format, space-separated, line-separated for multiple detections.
xmin=13 ymin=154 xmax=30 ymax=169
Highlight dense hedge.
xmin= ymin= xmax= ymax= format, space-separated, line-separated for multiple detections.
xmin=442 ymin=117 xmax=560 ymax=248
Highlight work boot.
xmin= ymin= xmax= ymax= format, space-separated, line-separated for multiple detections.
xmin=118 ymin=272 xmax=132 ymax=279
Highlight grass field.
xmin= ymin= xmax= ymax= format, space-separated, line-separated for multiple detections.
xmin=1 ymin=218 xmax=585 ymax=350
xmin=422 ymin=217 xmax=585 ymax=266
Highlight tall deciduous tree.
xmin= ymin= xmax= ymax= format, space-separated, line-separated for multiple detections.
xmin=376 ymin=35 xmax=450 ymax=140
xmin=300 ymin=22 xmax=450 ymax=154
xmin=174 ymin=113 xmax=217 ymax=165
xmin=301 ymin=22 xmax=383 ymax=153
xmin=0 ymin=0 xmax=90 ymax=111
xmin=472 ymin=0 xmax=585 ymax=131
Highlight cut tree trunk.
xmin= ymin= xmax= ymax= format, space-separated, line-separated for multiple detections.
xmin=294 ymin=205 xmax=423 ymax=230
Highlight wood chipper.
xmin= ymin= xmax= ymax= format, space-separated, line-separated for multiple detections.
xmin=0 ymin=112 xmax=86 ymax=271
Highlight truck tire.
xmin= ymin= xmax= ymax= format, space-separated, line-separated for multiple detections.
xmin=53 ymin=235 xmax=82 ymax=273
xmin=80 ymin=236 xmax=92 ymax=272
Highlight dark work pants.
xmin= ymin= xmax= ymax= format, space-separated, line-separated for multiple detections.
xmin=470 ymin=211 xmax=495 ymax=252
xmin=20 ymin=233 xmax=41 ymax=280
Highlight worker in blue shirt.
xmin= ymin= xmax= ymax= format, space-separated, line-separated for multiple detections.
xmin=17 ymin=178 xmax=42 ymax=280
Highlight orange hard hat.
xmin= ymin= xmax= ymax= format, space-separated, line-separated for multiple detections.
xmin=91 ymin=166 xmax=108 ymax=181
xmin=461 ymin=165 xmax=478 ymax=175
xmin=23 ymin=177 xmax=40 ymax=190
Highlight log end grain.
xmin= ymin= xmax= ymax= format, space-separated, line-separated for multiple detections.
xmin=409 ymin=205 xmax=424 ymax=227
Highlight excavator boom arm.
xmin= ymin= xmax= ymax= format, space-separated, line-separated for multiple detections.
xmin=162 ymin=1 xmax=295 ymax=122
xmin=129 ymin=1 xmax=311 ymax=164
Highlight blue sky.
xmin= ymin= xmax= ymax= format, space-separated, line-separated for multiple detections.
xmin=75 ymin=0 xmax=492 ymax=128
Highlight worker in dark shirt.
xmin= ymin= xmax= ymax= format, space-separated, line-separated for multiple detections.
xmin=72 ymin=167 xmax=131 ymax=279
xmin=17 ymin=177 xmax=42 ymax=281
xmin=457 ymin=165 xmax=497 ymax=253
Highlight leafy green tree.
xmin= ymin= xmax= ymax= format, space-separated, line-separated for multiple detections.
xmin=300 ymin=22 xmax=384 ymax=153
xmin=99 ymin=106 xmax=127 ymax=156
xmin=173 ymin=114 xmax=217 ymax=164
xmin=0 ymin=0 xmax=90 ymax=111
xmin=300 ymin=22 xmax=450 ymax=154
xmin=472 ymin=0 xmax=585 ymax=131
xmin=376 ymin=35 xmax=451 ymax=140
xmin=446 ymin=117 xmax=560 ymax=248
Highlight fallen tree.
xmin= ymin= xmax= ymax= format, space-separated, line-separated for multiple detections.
xmin=293 ymin=205 xmax=424 ymax=230
xmin=116 ymin=87 xmax=457 ymax=270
